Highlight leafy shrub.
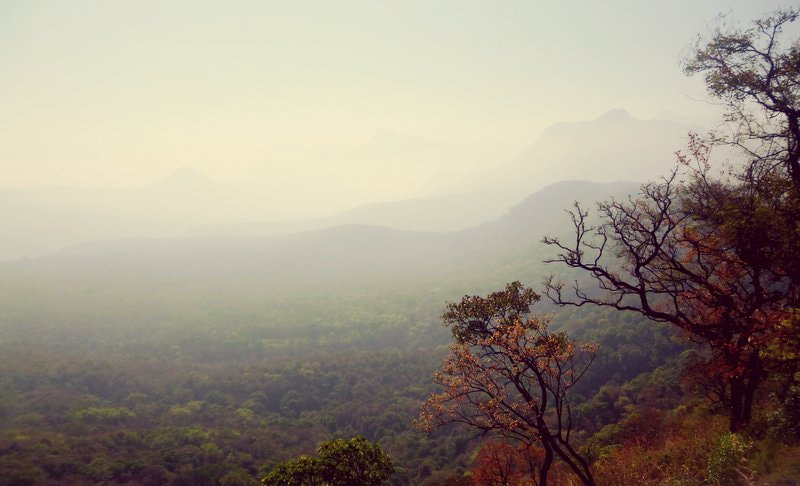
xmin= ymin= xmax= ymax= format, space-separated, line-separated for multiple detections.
xmin=706 ymin=432 xmax=752 ymax=485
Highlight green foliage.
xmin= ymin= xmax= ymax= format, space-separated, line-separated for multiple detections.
xmin=706 ymin=433 xmax=752 ymax=485
xmin=766 ymin=390 xmax=800 ymax=443
xmin=443 ymin=280 xmax=539 ymax=344
xmin=316 ymin=437 xmax=395 ymax=485
xmin=0 ymin=280 xmax=683 ymax=485
xmin=73 ymin=406 xmax=135 ymax=424
xmin=0 ymin=209 xmax=692 ymax=485
xmin=263 ymin=456 xmax=322 ymax=486
xmin=262 ymin=437 xmax=394 ymax=486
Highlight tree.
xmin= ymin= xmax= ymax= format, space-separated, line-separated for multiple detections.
xmin=543 ymin=7 xmax=800 ymax=433
xmin=470 ymin=441 xmax=544 ymax=486
xmin=683 ymin=8 xmax=800 ymax=191
xmin=416 ymin=282 xmax=597 ymax=486
xmin=543 ymin=137 xmax=796 ymax=432
xmin=262 ymin=437 xmax=394 ymax=486
xmin=683 ymin=6 xmax=800 ymax=296
xmin=263 ymin=456 xmax=323 ymax=486
xmin=315 ymin=437 xmax=394 ymax=486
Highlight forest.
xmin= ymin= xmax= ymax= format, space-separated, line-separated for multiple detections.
xmin=1 ymin=6 xmax=800 ymax=486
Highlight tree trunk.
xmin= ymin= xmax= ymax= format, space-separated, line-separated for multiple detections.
xmin=728 ymin=351 xmax=763 ymax=432
xmin=538 ymin=442 xmax=554 ymax=486
xmin=729 ymin=376 xmax=744 ymax=432
xmin=549 ymin=440 xmax=595 ymax=486
xmin=741 ymin=353 xmax=763 ymax=426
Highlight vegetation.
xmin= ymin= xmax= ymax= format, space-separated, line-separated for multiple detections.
xmin=684 ymin=8 xmax=800 ymax=192
xmin=544 ymin=7 xmax=800 ymax=433
xmin=0 ymin=249 xmax=688 ymax=485
xmin=263 ymin=437 xmax=394 ymax=486
xmin=0 ymin=6 xmax=798 ymax=486
xmin=418 ymin=283 xmax=597 ymax=485
xmin=415 ymin=7 xmax=800 ymax=484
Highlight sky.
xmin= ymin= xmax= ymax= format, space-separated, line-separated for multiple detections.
xmin=0 ymin=0 xmax=794 ymax=189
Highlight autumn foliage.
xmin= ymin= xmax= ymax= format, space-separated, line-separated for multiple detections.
xmin=470 ymin=441 xmax=543 ymax=486
xmin=544 ymin=136 xmax=798 ymax=431
xmin=417 ymin=282 xmax=597 ymax=485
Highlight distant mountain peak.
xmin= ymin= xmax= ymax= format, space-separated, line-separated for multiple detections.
xmin=596 ymin=108 xmax=634 ymax=123
xmin=154 ymin=167 xmax=213 ymax=187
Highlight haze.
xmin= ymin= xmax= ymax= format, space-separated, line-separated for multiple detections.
xmin=0 ymin=1 xmax=791 ymax=259
xmin=3 ymin=3 xmax=800 ymax=484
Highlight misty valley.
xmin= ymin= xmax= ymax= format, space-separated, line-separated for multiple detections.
xmin=0 ymin=178 xmax=686 ymax=485
xmin=3 ymin=3 xmax=800 ymax=486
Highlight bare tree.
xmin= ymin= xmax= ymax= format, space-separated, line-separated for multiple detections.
xmin=543 ymin=138 xmax=797 ymax=431
xmin=544 ymin=8 xmax=800 ymax=433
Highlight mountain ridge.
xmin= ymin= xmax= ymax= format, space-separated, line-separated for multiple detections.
xmin=0 ymin=110 xmax=696 ymax=261
xmin=7 ymin=180 xmax=639 ymax=293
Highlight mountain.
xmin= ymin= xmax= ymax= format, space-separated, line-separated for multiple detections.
xmin=185 ymin=110 xmax=699 ymax=240
xmin=11 ymin=181 xmax=637 ymax=294
xmin=0 ymin=135 xmax=503 ymax=261
xmin=0 ymin=111 xmax=697 ymax=261
xmin=443 ymin=109 xmax=699 ymax=208
xmin=183 ymin=192 xmax=502 ymax=237
xmin=0 ymin=168 xmax=231 ymax=261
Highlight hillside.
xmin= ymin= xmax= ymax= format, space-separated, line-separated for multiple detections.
xmin=11 ymin=181 xmax=637 ymax=292
xmin=445 ymin=109 xmax=698 ymax=208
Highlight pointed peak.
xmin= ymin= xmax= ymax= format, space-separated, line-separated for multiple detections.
xmin=596 ymin=109 xmax=634 ymax=122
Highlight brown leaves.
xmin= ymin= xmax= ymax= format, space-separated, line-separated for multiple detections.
xmin=417 ymin=284 xmax=598 ymax=484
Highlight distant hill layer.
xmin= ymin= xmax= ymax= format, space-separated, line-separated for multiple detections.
xmin=445 ymin=109 xmax=696 ymax=204
xmin=186 ymin=110 xmax=696 ymax=240
xmin=0 ymin=110 xmax=695 ymax=261
xmin=4 ymin=181 xmax=637 ymax=293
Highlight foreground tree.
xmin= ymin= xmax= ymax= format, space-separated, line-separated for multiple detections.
xmin=544 ymin=8 xmax=800 ymax=433
xmin=417 ymin=282 xmax=597 ymax=486
xmin=684 ymin=6 xmax=800 ymax=293
xmin=683 ymin=7 xmax=800 ymax=191
xmin=262 ymin=437 xmax=394 ymax=486
xmin=543 ymin=165 xmax=791 ymax=431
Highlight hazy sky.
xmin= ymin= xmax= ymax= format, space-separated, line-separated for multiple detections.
xmin=0 ymin=1 xmax=793 ymax=188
